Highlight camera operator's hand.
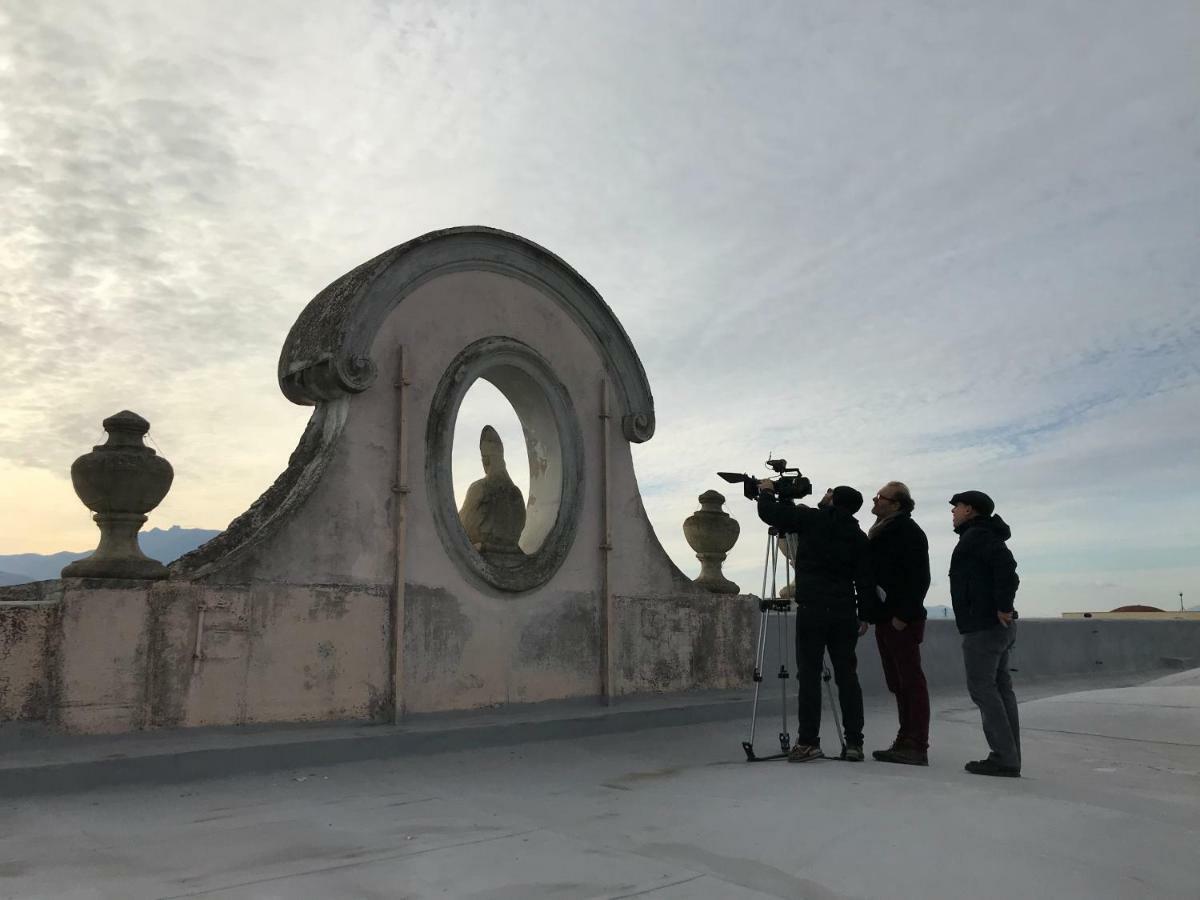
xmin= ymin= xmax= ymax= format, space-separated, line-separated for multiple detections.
xmin=757 ymin=479 xmax=775 ymax=496
xmin=857 ymin=620 xmax=869 ymax=636
xmin=891 ymin=617 xmax=908 ymax=632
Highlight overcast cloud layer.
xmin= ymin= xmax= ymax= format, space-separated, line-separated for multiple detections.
xmin=2 ymin=0 xmax=1197 ymax=614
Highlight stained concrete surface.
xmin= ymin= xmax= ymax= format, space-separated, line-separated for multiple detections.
xmin=1 ymin=671 xmax=1197 ymax=899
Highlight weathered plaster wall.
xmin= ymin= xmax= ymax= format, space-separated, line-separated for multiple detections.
xmin=55 ymin=581 xmax=155 ymax=732
xmin=0 ymin=579 xmax=752 ymax=732
xmin=615 ymin=594 xmax=756 ymax=695
xmin=0 ymin=584 xmax=61 ymax=721
xmin=151 ymin=582 xmax=391 ymax=729
xmin=45 ymin=580 xmax=389 ymax=733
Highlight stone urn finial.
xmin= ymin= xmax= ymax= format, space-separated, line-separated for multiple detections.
xmin=683 ymin=489 xmax=740 ymax=594
xmin=62 ymin=411 xmax=174 ymax=580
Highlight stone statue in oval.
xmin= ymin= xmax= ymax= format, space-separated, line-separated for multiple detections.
xmin=458 ymin=426 xmax=527 ymax=562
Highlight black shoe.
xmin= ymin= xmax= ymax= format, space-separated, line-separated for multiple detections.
xmin=873 ymin=744 xmax=929 ymax=766
xmin=840 ymin=744 xmax=864 ymax=762
xmin=965 ymin=758 xmax=1020 ymax=778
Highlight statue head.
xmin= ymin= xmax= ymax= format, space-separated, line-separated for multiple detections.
xmin=480 ymin=425 xmax=506 ymax=476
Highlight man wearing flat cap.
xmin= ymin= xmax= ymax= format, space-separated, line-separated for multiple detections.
xmin=949 ymin=490 xmax=1021 ymax=777
xmin=758 ymin=483 xmax=874 ymax=763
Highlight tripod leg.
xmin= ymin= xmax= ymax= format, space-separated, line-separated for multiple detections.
xmin=824 ymin=657 xmax=845 ymax=754
xmin=745 ymin=600 xmax=770 ymax=757
xmin=777 ymin=602 xmax=790 ymax=753
xmin=745 ymin=529 xmax=794 ymax=762
xmin=760 ymin=531 xmax=772 ymax=600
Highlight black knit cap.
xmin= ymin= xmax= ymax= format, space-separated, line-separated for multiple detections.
xmin=949 ymin=490 xmax=995 ymax=517
xmin=831 ymin=485 xmax=864 ymax=514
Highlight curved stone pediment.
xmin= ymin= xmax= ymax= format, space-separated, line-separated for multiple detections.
xmin=277 ymin=226 xmax=655 ymax=443
xmin=47 ymin=226 xmax=753 ymax=730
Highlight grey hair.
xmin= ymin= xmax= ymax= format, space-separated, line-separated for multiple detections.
xmin=884 ymin=481 xmax=915 ymax=513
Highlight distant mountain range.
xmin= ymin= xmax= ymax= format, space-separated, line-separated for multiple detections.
xmin=0 ymin=526 xmax=220 ymax=585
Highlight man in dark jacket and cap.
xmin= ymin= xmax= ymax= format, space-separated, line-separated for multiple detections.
xmin=949 ymin=490 xmax=1021 ymax=777
xmin=757 ymin=483 xmax=873 ymax=763
xmin=867 ymin=481 xmax=932 ymax=766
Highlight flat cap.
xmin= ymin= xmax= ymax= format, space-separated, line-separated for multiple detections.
xmin=949 ymin=490 xmax=995 ymax=517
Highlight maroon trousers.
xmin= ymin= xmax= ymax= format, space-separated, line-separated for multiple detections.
xmin=875 ymin=618 xmax=930 ymax=750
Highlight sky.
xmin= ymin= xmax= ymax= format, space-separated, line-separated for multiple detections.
xmin=2 ymin=0 xmax=1197 ymax=614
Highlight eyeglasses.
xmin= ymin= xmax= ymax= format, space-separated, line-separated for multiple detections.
xmin=873 ymin=494 xmax=900 ymax=503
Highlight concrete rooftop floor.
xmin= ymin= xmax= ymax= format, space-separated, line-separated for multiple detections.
xmin=1 ymin=670 xmax=1197 ymax=900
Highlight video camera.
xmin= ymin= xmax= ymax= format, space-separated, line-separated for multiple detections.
xmin=718 ymin=457 xmax=813 ymax=502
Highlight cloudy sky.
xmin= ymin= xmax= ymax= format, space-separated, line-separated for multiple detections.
xmin=2 ymin=0 xmax=1197 ymax=614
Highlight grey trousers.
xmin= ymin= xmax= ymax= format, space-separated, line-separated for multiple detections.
xmin=962 ymin=622 xmax=1021 ymax=769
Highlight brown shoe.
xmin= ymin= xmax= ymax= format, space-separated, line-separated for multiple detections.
xmin=787 ymin=744 xmax=824 ymax=763
xmin=872 ymin=743 xmax=929 ymax=766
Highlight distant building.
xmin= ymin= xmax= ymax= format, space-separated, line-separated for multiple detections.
xmin=1062 ymin=605 xmax=1200 ymax=621
xmin=1111 ymin=605 xmax=1164 ymax=613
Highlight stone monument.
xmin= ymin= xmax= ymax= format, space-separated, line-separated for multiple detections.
xmin=458 ymin=425 xmax=527 ymax=562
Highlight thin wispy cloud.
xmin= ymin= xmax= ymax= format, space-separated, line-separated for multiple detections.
xmin=0 ymin=0 xmax=1196 ymax=614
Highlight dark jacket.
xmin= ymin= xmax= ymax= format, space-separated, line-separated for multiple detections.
xmin=757 ymin=496 xmax=873 ymax=619
xmin=949 ymin=514 xmax=1019 ymax=634
xmin=866 ymin=513 xmax=930 ymax=624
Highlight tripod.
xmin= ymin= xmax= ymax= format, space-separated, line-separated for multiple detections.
xmin=742 ymin=527 xmax=845 ymax=762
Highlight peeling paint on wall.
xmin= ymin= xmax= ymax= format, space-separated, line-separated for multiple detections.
xmin=404 ymin=585 xmax=473 ymax=687
xmin=517 ymin=591 xmax=599 ymax=672
xmin=0 ymin=602 xmax=59 ymax=722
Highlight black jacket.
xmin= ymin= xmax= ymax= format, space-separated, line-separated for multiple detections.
xmin=757 ymin=496 xmax=873 ymax=618
xmin=866 ymin=513 xmax=930 ymax=624
xmin=949 ymin=515 xmax=1019 ymax=634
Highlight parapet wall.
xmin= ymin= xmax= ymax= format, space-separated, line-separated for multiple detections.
xmin=0 ymin=583 xmax=61 ymax=722
xmin=0 ymin=580 xmax=755 ymax=733
xmin=761 ymin=616 xmax=1200 ymax=693
xmin=3 ymin=589 xmax=1197 ymax=733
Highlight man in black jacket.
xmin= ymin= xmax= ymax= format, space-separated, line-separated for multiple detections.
xmin=866 ymin=481 xmax=932 ymax=766
xmin=949 ymin=490 xmax=1021 ymax=777
xmin=757 ymin=484 xmax=873 ymax=763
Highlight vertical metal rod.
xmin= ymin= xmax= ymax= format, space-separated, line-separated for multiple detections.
xmin=390 ymin=347 xmax=411 ymax=724
xmin=599 ymin=379 xmax=614 ymax=704
xmin=191 ymin=602 xmax=207 ymax=677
